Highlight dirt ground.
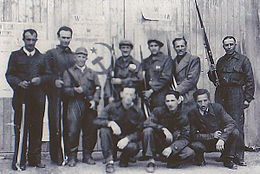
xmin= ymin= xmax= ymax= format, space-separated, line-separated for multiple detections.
xmin=0 ymin=151 xmax=259 ymax=174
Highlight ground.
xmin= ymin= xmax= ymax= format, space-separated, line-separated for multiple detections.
xmin=0 ymin=151 xmax=260 ymax=174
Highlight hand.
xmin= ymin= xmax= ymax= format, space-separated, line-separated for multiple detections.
xmin=89 ymin=100 xmax=96 ymax=110
xmin=18 ymin=81 xmax=30 ymax=89
xmin=117 ymin=137 xmax=129 ymax=149
xmin=216 ymin=139 xmax=225 ymax=151
xmin=108 ymin=121 xmax=121 ymax=135
xmin=111 ymin=78 xmax=122 ymax=85
xmin=243 ymin=100 xmax=249 ymax=109
xmin=31 ymin=77 xmax=41 ymax=85
xmin=213 ymin=130 xmax=222 ymax=139
xmin=55 ymin=79 xmax=64 ymax=88
xmin=162 ymin=127 xmax=173 ymax=143
xmin=142 ymin=89 xmax=153 ymax=99
xmin=74 ymin=86 xmax=83 ymax=94
xmin=162 ymin=147 xmax=172 ymax=158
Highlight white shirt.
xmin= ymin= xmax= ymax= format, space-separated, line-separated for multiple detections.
xmin=23 ymin=47 xmax=35 ymax=57
xmin=76 ymin=65 xmax=86 ymax=73
xmin=199 ymin=108 xmax=209 ymax=116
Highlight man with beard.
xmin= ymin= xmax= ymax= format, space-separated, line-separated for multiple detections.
xmin=44 ymin=26 xmax=75 ymax=165
xmin=188 ymin=89 xmax=239 ymax=169
xmin=142 ymin=39 xmax=173 ymax=109
xmin=104 ymin=40 xmax=142 ymax=105
xmin=6 ymin=29 xmax=48 ymax=170
xmin=209 ymin=36 xmax=255 ymax=166
xmin=172 ymin=36 xmax=201 ymax=116
xmin=94 ymin=85 xmax=144 ymax=173
xmin=142 ymin=91 xmax=195 ymax=173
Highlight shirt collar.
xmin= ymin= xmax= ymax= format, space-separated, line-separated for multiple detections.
xmin=75 ymin=64 xmax=86 ymax=72
xmin=23 ymin=47 xmax=35 ymax=56
xmin=199 ymin=107 xmax=209 ymax=116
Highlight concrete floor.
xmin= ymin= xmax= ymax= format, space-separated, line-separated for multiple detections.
xmin=0 ymin=151 xmax=260 ymax=174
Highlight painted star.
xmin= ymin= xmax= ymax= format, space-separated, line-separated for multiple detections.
xmin=90 ymin=47 xmax=97 ymax=54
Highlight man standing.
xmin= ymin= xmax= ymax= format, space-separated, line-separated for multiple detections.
xmin=142 ymin=91 xmax=195 ymax=173
xmin=209 ymin=36 xmax=255 ymax=166
xmin=172 ymin=36 xmax=201 ymax=115
xmin=94 ymin=85 xmax=144 ymax=173
xmin=142 ymin=39 xmax=173 ymax=109
xmin=45 ymin=26 xmax=75 ymax=165
xmin=6 ymin=29 xmax=48 ymax=170
xmin=189 ymin=89 xmax=239 ymax=169
xmin=63 ymin=47 xmax=101 ymax=167
xmin=104 ymin=40 xmax=142 ymax=104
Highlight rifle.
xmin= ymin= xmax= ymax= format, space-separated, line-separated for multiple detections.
xmin=109 ymin=39 xmax=117 ymax=100
xmin=140 ymin=45 xmax=151 ymax=118
xmin=194 ymin=0 xmax=219 ymax=86
xmin=166 ymin=37 xmax=177 ymax=90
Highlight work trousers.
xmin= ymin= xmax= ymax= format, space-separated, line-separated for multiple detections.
xmin=100 ymin=128 xmax=139 ymax=162
xmin=66 ymin=98 xmax=97 ymax=160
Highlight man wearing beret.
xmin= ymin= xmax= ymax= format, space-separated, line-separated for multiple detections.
xmin=172 ymin=36 xmax=201 ymax=116
xmin=142 ymin=39 xmax=173 ymax=109
xmin=63 ymin=47 xmax=101 ymax=167
xmin=104 ymin=39 xmax=142 ymax=105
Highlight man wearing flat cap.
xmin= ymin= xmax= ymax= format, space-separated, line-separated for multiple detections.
xmin=142 ymin=39 xmax=173 ymax=109
xmin=104 ymin=39 xmax=142 ymax=105
xmin=63 ymin=47 xmax=101 ymax=167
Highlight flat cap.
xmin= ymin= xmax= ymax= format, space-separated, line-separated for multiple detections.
xmin=147 ymin=39 xmax=164 ymax=47
xmin=75 ymin=47 xmax=88 ymax=55
xmin=119 ymin=39 xmax=133 ymax=48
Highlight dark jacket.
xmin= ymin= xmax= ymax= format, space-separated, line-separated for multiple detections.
xmin=6 ymin=48 xmax=49 ymax=103
xmin=44 ymin=45 xmax=75 ymax=88
xmin=144 ymin=105 xmax=190 ymax=155
xmin=94 ymin=102 xmax=145 ymax=141
xmin=188 ymin=103 xmax=236 ymax=142
xmin=63 ymin=65 xmax=101 ymax=102
xmin=142 ymin=52 xmax=173 ymax=108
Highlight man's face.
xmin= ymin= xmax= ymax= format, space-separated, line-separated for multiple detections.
xmin=120 ymin=87 xmax=136 ymax=106
xmin=174 ymin=39 xmax=187 ymax=56
xmin=23 ymin=32 xmax=37 ymax=52
xmin=165 ymin=94 xmax=179 ymax=112
xmin=148 ymin=42 xmax=160 ymax=55
xmin=58 ymin=30 xmax=72 ymax=47
xmin=75 ymin=53 xmax=87 ymax=67
xmin=196 ymin=93 xmax=210 ymax=112
xmin=120 ymin=45 xmax=132 ymax=57
xmin=223 ymin=38 xmax=236 ymax=55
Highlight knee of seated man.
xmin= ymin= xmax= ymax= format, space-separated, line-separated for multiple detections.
xmin=230 ymin=128 xmax=239 ymax=138
xmin=143 ymin=127 xmax=154 ymax=136
xmin=190 ymin=141 xmax=206 ymax=152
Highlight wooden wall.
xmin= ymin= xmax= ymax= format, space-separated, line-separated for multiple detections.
xmin=0 ymin=0 xmax=259 ymax=152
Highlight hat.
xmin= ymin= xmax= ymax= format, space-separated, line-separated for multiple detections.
xmin=147 ymin=39 xmax=164 ymax=47
xmin=119 ymin=40 xmax=133 ymax=48
xmin=75 ymin=47 xmax=88 ymax=55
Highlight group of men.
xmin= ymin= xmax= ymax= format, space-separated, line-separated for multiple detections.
xmin=5 ymin=25 xmax=255 ymax=173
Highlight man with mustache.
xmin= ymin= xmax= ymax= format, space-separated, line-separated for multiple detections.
xmin=188 ymin=89 xmax=239 ymax=169
xmin=172 ymin=36 xmax=201 ymax=116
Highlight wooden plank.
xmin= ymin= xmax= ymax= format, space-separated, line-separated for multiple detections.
xmin=0 ymin=98 xmax=4 ymax=151
xmin=3 ymin=98 xmax=14 ymax=152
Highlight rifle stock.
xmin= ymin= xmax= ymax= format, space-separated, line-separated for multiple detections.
xmin=194 ymin=0 xmax=219 ymax=86
xmin=166 ymin=37 xmax=177 ymax=90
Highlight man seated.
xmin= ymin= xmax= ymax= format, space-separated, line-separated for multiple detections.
xmin=188 ymin=89 xmax=239 ymax=169
xmin=142 ymin=90 xmax=195 ymax=173
xmin=94 ymin=84 xmax=145 ymax=173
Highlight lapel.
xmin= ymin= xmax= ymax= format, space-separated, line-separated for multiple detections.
xmin=174 ymin=53 xmax=191 ymax=74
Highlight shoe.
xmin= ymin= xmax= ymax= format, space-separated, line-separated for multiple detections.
xmin=155 ymin=155 xmax=167 ymax=162
xmin=223 ymin=158 xmax=237 ymax=169
xmin=12 ymin=164 xmax=26 ymax=171
xmin=233 ymin=158 xmax=247 ymax=166
xmin=105 ymin=162 xmax=115 ymax=173
xmin=68 ymin=158 xmax=76 ymax=167
xmin=146 ymin=161 xmax=155 ymax=173
xmin=29 ymin=162 xmax=46 ymax=168
xmin=83 ymin=156 xmax=96 ymax=165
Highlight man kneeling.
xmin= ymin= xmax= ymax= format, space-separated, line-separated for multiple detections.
xmin=142 ymin=91 xmax=195 ymax=173
xmin=188 ymin=89 xmax=239 ymax=169
xmin=94 ymin=85 xmax=144 ymax=173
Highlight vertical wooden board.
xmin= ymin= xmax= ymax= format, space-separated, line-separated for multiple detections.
xmin=227 ymin=0 xmax=234 ymax=35
xmin=27 ymin=0 xmax=34 ymax=22
xmin=233 ymin=0 xmax=241 ymax=46
xmin=190 ymin=0 xmax=198 ymax=56
xmin=221 ymin=0 xmax=228 ymax=36
xmin=3 ymin=0 xmax=12 ymax=21
xmin=3 ymin=98 xmax=13 ymax=152
xmin=215 ymin=0 xmax=224 ymax=60
xmin=0 ymin=0 xmax=3 ymax=21
xmin=54 ymin=0 xmax=62 ymax=28
xmin=175 ymin=0 xmax=183 ymax=34
xmin=18 ymin=0 xmax=26 ymax=22
xmin=46 ymin=0 xmax=55 ymax=40
xmin=33 ymin=0 xmax=41 ymax=23
xmin=183 ymin=0 xmax=191 ymax=52
xmin=0 ymin=99 xmax=4 ymax=151
xmin=11 ymin=0 xmax=18 ymax=22
xmin=61 ymin=0 xmax=69 ymax=26
xmin=40 ymin=0 xmax=48 ymax=23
